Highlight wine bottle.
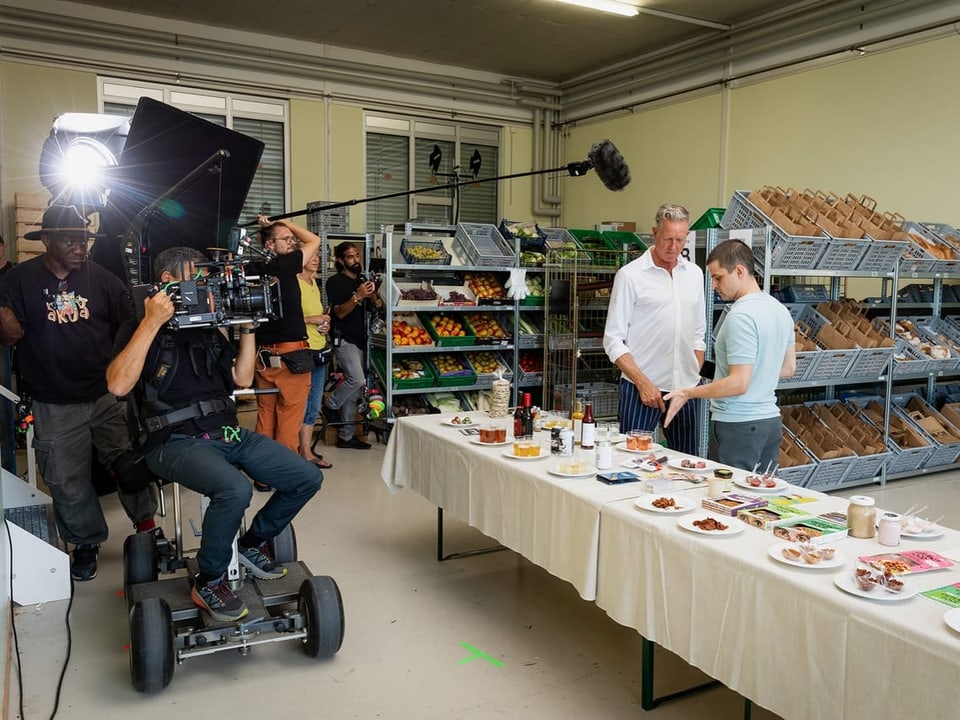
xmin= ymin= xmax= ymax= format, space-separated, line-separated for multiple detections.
xmin=514 ymin=399 xmax=525 ymax=438
xmin=521 ymin=392 xmax=534 ymax=437
xmin=581 ymin=400 xmax=595 ymax=450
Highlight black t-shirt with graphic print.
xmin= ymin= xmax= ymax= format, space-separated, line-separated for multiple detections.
xmin=0 ymin=256 xmax=133 ymax=403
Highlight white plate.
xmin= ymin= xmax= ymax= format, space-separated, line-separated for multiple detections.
xmin=441 ymin=418 xmax=479 ymax=427
xmin=900 ymin=525 xmax=945 ymax=539
xmin=677 ymin=513 xmax=745 ymax=536
xmin=768 ymin=542 xmax=846 ymax=569
xmin=501 ymin=449 xmax=549 ymax=461
xmin=833 ymin=572 xmax=916 ymax=601
xmin=547 ymin=468 xmax=596 ymax=478
xmin=633 ymin=494 xmax=696 ymax=514
xmin=468 ymin=436 xmax=512 ymax=447
xmin=733 ymin=476 xmax=788 ymax=493
xmin=945 ymin=608 xmax=960 ymax=634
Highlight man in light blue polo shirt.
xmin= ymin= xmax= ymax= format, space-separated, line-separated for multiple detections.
xmin=663 ymin=239 xmax=796 ymax=471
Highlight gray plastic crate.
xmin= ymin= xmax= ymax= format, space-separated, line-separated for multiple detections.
xmin=777 ymin=429 xmax=816 ymax=487
xmin=805 ymin=401 xmax=890 ymax=484
xmin=816 ymin=237 xmax=871 ymax=271
xmin=891 ymin=394 xmax=960 ymax=468
xmin=552 ymin=382 xmax=618 ymax=418
xmin=899 ymin=221 xmax=960 ymax=275
xmin=721 ymin=190 xmax=828 ymax=270
xmin=455 ymin=223 xmax=515 ymax=267
xmin=790 ymin=304 xmax=859 ymax=381
xmin=907 ymin=316 xmax=960 ymax=374
xmin=845 ymin=397 xmax=935 ymax=475
xmin=856 ymin=238 xmax=908 ymax=274
xmin=845 ymin=346 xmax=893 ymax=379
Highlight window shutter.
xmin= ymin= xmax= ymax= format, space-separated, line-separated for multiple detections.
xmin=366 ymin=133 xmax=409 ymax=232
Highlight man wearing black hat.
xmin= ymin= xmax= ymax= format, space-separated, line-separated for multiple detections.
xmin=0 ymin=204 xmax=158 ymax=582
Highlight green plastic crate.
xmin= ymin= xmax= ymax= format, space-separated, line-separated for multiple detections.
xmin=373 ymin=350 xmax=436 ymax=390
xmin=427 ymin=354 xmax=478 ymax=387
xmin=419 ymin=312 xmax=477 ymax=347
xmin=691 ymin=207 xmax=725 ymax=230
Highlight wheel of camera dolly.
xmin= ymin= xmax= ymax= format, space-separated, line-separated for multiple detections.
xmin=269 ymin=523 xmax=297 ymax=564
xmin=129 ymin=597 xmax=175 ymax=693
xmin=123 ymin=532 xmax=158 ymax=602
xmin=298 ymin=575 xmax=345 ymax=658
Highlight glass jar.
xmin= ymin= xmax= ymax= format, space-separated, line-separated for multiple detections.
xmin=714 ymin=468 xmax=734 ymax=492
xmin=595 ymin=439 xmax=613 ymax=470
xmin=847 ymin=495 xmax=877 ymax=539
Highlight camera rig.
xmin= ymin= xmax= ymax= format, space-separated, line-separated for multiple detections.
xmin=132 ymin=249 xmax=282 ymax=330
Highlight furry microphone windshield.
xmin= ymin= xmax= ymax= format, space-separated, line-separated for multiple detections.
xmin=588 ymin=140 xmax=631 ymax=191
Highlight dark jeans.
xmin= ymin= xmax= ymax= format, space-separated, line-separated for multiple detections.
xmin=145 ymin=428 xmax=322 ymax=579
xmin=32 ymin=394 xmax=158 ymax=546
xmin=709 ymin=417 xmax=782 ymax=473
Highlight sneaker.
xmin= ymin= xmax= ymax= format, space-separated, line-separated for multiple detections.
xmin=337 ymin=437 xmax=371 ymax=450
xmin=238 ymin=541 xmax=287 ymax=580
xmin=191 ymin=575 xmax=248 ymax=622
xmin=71 ymin=544 xmax=99 ymax=581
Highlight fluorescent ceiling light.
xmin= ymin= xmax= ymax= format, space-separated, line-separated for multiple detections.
xmin=557 ymin=0 xmax=639 ymax=18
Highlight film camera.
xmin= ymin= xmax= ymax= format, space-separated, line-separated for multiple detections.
xmin=133 ymin=243 xmax=282 ymax=330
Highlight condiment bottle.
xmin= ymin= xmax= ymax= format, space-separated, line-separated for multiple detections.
xmin=877 ymin=512 xmax=901 ymax=546
xmin=595 ymin=437 xmax=613 ymax=470
xmin=571 ymin=397 xmax=584 ymax=445
xmin=847 ymin=495 xmax=877 ymax=539
xmin=581 ymin=400 xmax=596 ymax=450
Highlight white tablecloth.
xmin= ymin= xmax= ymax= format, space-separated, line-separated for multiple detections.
xmin=596 ymin=493 xmax=960 ymax=720
xmin=381 ymin=414 xmax=653 ymax=599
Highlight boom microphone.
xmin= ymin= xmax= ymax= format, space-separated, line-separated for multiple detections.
xmin=239 ymin=236 xmax=276 ymax=261
xmin=587 ymin=140 xmax=631 ymax=191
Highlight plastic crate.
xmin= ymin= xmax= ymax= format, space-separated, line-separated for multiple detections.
xmin=789 ymin=304 xmax=858 ymax=381
xmin=845 ymin=397 xmax=934 ymax=475
xmin=539 ymin=226 xmax=576 ymax=248
xmin=399 ymin=237 xmax=452 ymax=265
xmin=463 ymin=350 xmax=514 ymax=387
xmin=807 ymin=401 xmax=891 ymax=484
xmin=552 ymin=382 xmax=618 ymax=418
xmin=721 ymin=190 xmax=828 ymax=270
xmin=372 ymin=350 xmax=435 ymax=390
xmin=463 ymin=312 xmax=510 ymax=347
xmin=426 ymin=354 xmax=478 ymax=387
xmin=418 ymin=312 xmax=477 ymax=347
xmin=920 ymin=221 xmax=960 ymax=255
xmin=777 ymin=429 xmax=816 ymax=487
xmin=891 ymin=394 xmax=960 ymax=468
xmin=816 ymin=237 xmax=871 ymax=271
xmin=888 ymin=338 xmax=931 ymax=378
xmin=893 ymin=316 xmax=960 ymax=374
xmin=899 ymin=221 xmax=960 ymax=274
xmin=855 ymin=238 xmax=908 ymax=273
xmin=602 ymin=230 xmax=646 ymax=254
xmin=845 ymin=346 xmax=893 ymax=379
xmin=455 ymin=223 xmax=515 ymax=267
xmin=570 ymin=229 xmax=614 ymax=265
xmin=690 ymin=207 xmax=725 ymax=230
xmin=781 ymin=284 xmax=830 ymax=303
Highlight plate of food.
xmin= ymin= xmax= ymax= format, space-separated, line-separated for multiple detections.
xmin=441 ymin=415 xmax=479 ymax=427
xmin=547 ymin=467 xmax=596 ymax=478
xmin=833 ymin=569 xmax=916 ymax=601
xmin=616 ymin=442 xmax=657 ymax=455
xmin=945 ymin=608 xmax=960 ymax=635
xmin=501 ymin=449 xmax=549 ymax=461
xmin=468 ymin=436 xmax=512 ymax=447
xmin=733 ymin=475 xmax=788 ymax=492
xmin=677 ymin=513 xmax=745 ymax=536
xmin=899 ymin=516 xmax=944 ymax=539
xmin=768 ymin=542 xmax=845 ymax=569
xmin=667 ymin=457 xmax=717 ymax=473
xmin=634 ymin=494 xmax=696 ymax=514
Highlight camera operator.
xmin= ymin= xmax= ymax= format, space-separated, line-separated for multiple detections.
xmin=324 ymin=242 xmax=375 ymax=450
xmin=252 ymin=216 xmax=321 ymax=458
xmin=0 ymin=204 xmax=158 ymax=582
xmin=107 ymin=247 xmax=322 ymax=622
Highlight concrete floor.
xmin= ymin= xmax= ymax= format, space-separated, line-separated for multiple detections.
xmin=6 ymin=418 xmax=960 ymax=720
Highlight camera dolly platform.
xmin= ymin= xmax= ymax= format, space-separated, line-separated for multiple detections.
xmin=123 ymin=518 xmax=344 ymax=693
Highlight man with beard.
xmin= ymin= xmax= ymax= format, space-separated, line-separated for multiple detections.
xmin=0 ymin=204 xmax=158 ymax=581
xmin=323 ymin=242 xmax=376 ymax=449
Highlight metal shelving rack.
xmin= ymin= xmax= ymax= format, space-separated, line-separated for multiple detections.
xmin=374 ymin=223 xmax=545 ymax=424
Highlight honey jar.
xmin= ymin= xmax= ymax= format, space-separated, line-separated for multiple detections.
xmin=847 ymin=495 xmax=876 ymax=539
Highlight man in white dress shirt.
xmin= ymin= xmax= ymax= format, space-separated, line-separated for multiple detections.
xmin=602 ymin=204 xmax=706 ymax=455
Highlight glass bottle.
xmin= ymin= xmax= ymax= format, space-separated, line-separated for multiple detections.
xmin=521 ymin=392 xmax=534 ymax=437
xmin=571 ymin=396 xmax=584 ymax=446
xmin=581 ymin=400 xmax=595 ymax=450
xmin=514 ymin=399 xmax=524 ymax=438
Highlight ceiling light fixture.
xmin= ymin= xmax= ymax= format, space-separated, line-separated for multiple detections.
xmin=556 ymin=0 xmax=639 ymax=18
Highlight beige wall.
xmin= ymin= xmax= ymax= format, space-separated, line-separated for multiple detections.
xmin=0 ymin=61 xmax=98 ymax=244
xmin=5 ymin=34 xmax=960 ymax=255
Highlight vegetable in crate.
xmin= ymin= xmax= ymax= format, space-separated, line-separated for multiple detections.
xmin=467 ymin=351 xmax=504 ymax=374
xmin=464 ymin=272 xmax=506 ymax=299
xmin=518 ymin=350 xmax=544 ymax=373
xmin=406 ymin=245 xmax=445 ymax=262
xmin=392 ymin=358 xmax=428 ymax=380
xmin=392 ymin=318 xmax=432 ymax=346
xmin=430 ymin=314 xmax=466 ymax=337
xmin=432 ymin=354 xmax=471 ymax=377
xmin=525 ymin=275 xmax=545 ymax=296
xmin=466 ymin=313 xmax=507 ymax=340
xmin=400 ymin=287 xmax=437 ymax=301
